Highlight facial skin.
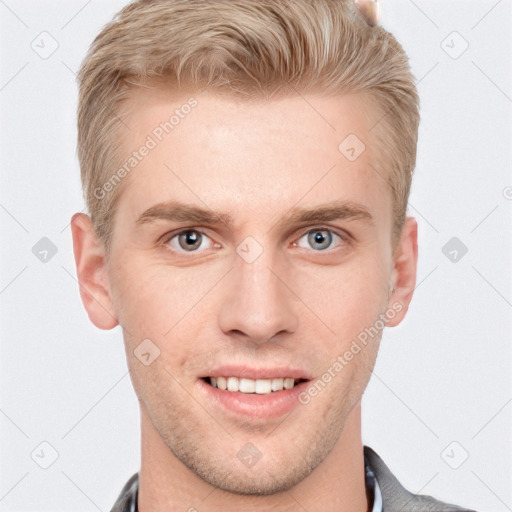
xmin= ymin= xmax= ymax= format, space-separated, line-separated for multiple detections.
xmin=71 ymin=86 xmax=417 ymax=511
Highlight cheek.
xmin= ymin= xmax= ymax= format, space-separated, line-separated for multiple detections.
xmin=109 ymin=240 xmax=391 ymax=358
xmin=290 ymin=251 xmax=391 ymax=341
xmin=110 ymin=257 xmax=208 ymax=331
xmin=109 ymin=257 xmax=223 ymax=369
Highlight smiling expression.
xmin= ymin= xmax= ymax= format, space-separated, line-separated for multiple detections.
xmin=75 ymin=84 xmax=416 ymax=496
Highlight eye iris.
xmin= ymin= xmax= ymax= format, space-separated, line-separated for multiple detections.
xmin=308 ymin=229 xmax=332 ymax=250
xmin=179 ymin=230 xmax=201 ymax=251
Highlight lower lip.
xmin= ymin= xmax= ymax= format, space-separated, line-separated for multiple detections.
xmin=196 ymin=378 xmax=311 ymax=419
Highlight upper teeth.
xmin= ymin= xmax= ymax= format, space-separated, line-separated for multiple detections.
xmin=210 ymin=377 xmax=297 ymax=394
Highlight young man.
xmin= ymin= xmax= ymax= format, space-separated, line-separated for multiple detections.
xmin=71 ymin=0 xmax=476 ymax=510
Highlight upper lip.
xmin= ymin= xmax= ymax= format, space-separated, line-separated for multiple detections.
xmin=201 ymin=365 xmax=312 ymax=380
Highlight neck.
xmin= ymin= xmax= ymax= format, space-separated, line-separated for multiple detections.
xmin=138 ymin=402 xmax=369 ymax=512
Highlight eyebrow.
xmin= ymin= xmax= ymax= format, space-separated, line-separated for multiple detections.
xmin=135 ymin=199 xmax=374 ymax=232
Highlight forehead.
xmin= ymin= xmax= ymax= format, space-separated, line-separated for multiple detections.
xmin=114 ymin=85 xmax=391 ymax=229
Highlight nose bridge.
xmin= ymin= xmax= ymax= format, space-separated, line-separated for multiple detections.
xmin=218 ymin=239 xmax=298 ymax=343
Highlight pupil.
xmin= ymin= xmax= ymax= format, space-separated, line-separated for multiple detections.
xmin=181 ymin=231 xmax=200 ymax=250
xmin=309 ymin=230 xmax=331 ymax=250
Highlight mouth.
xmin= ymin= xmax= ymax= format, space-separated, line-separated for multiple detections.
xmin=201 ymin=376 xmax=309 ymax=394
xmin=197 ymin=371 xmax=312 ymax=419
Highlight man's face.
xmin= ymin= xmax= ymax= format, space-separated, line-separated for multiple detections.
xmin=84 ymin=86 xmax=412 ymax=494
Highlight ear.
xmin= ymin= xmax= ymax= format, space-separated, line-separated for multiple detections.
xmin=385 ymin=216 xmax=418 ymax=327
xmin=70 ymin=213 xmax=119 ymax=330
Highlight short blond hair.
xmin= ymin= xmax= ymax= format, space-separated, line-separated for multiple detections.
xmin=77 ymin=0 xmax=420 ymax=253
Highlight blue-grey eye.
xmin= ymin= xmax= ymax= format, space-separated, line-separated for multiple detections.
xmin=168 ymin=230 xmax=213 ymax=252
xmin=297 ymin=229 xmax=342 ymax=251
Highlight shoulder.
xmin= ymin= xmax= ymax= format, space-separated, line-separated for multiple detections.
xmin=364 ymin=446 xmax=477 ymax=512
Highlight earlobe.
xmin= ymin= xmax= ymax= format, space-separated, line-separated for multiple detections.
xmin=386 ymin=216 xmax=418 ymax=327
xmin=70 ymin=213 xmax=119 ymax=330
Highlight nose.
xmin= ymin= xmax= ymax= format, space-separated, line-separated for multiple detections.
xmin=217 ymin=246 xmax=299 ymax=345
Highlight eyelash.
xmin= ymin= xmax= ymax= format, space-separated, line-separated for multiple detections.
xmin=160 ymin=226 xmax=351 ymax=255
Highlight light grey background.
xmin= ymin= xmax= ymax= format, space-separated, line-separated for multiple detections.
xmin=1 ymin=0 xmax=511 ymax=510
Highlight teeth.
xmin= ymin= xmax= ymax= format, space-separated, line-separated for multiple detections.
xmin=271 ymin=378 xmax=284 ymax=391
xmin=227 ymin=377 xmax=239 ymax=392
xmin=255 ymin=379 xmax=272 ymax=394
xmin=283 ymin=378 xmax=295 ymax=389
xmin=239 ymin=378 xmax=255 ymax=393
xmin=209 ymin=376 xmax=301 ymax=394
